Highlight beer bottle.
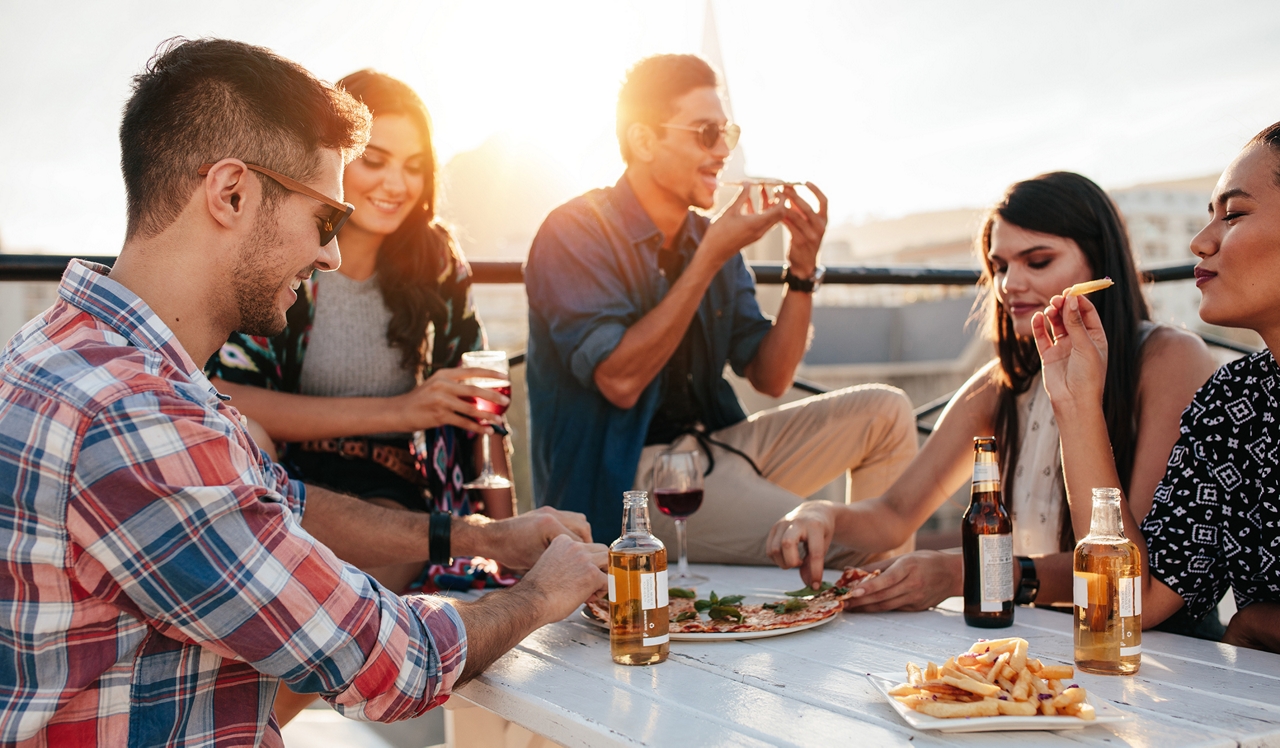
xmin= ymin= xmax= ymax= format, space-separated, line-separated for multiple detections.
xmin=1073 ymin=487 xmax=1141 ymax=675
xmin=609 ymin=490 xmax=669 ymax=665
xmin=962 ymin=436 xmax=1014 ymax=627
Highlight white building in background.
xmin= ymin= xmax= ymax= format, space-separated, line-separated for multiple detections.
xmin=1109 ymin=175 xmax=1219 ymax=336
xmin=0 ymin=279 xmax=58 ymax=345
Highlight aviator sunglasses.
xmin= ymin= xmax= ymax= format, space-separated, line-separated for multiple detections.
xmin=198 ymin=162 xmax=354 ymax=246
xmin=659 ymin=121 xmax=741 ymax=151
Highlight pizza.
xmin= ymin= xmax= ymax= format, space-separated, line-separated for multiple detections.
xmin=586 ymin=566 xmax=879 ymax=635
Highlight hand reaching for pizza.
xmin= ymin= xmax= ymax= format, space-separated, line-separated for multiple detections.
xmin=840 ymin=550 xmax=963 ymax=612
xmin=766 ymin=501 xmax=838 ymax=589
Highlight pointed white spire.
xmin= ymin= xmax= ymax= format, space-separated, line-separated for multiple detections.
xmin=701 ymin=0 xmax=733 ymax=123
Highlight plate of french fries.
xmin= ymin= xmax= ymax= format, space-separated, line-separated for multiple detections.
xmin=866 ymin=637 xmax=1128 ymax=733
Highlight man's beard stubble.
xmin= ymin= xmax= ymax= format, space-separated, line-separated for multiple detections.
xmin=231 ymin=213 xmax=293 ymax=338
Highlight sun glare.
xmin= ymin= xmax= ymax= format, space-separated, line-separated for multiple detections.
xmin=403 ymin=3 xmax=700 ymax=194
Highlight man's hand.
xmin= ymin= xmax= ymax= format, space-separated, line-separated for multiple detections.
xmin=766 ymin=501 xmax=838 ymax=590
xmin=391 ymin=366 xmax=509 ymax=434
xmin=518 ymin=535 xmax=610 ymax=626
xmin=779 ymin=183 xmax=829 ymax=278
xmin=700 ymin=184 xmax=787 ymax=268
xmin=842 ymin=551 xmax=963 ymax=612
xmin=453 ymin=535 xmax=607 ymax=683
xmin=455 ymin=506 xmax=593 ymax=572
xmin=1223 ymin=602 xmax=1280 ymax=653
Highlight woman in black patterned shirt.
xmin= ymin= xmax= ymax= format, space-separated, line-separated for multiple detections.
xmin=1035 ymin=122 xmax=1280 ymax=653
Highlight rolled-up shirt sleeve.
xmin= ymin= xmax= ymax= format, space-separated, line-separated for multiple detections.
xmin=526 ymin=206 xmax=640 ymax=391
xmin=726 ymin=257 xmax=774 ymax=375
xmin=66 ymin=389 xmax=466 ymax=722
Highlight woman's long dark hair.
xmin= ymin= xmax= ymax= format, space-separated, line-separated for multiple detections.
xmin=337 ymin=70 xmax=461 ymax=375
xmin=976 ymin=172 xmax=1149 ymax=551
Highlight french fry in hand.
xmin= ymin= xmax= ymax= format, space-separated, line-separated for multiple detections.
xmin=1065 ymin=277 xmax=1114 ymax=296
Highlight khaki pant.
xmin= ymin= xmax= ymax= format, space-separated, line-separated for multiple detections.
xmin=636 ymin=384 xmax=918 ymax=568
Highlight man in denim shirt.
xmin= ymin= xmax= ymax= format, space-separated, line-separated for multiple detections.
xmin=526 ymin=54 xmax=917 ymax=565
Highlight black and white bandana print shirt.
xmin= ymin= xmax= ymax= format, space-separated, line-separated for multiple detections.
xmin=1140 ymin=349 xmax=1279 ymax=621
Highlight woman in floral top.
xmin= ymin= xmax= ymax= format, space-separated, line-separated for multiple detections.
xmin=207 ymin=70 xmax=513 ymax=584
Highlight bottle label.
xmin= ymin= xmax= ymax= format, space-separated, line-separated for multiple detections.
xmin=1119 ymin=575 xmax=1142 ymax=657
xmin=972 ymin=462 xmax=999 ymax=483
xmin=608 ymin=574 xmax=616 ymax=603
xmin=1073 ymin=573 xmax=1088 ymax=609
xmin=979 ymin=534 xmax=1013 ymax=611
xmin=972 ymin=461 xmax=1000 ymax=493
xmin=657 ymin=570 xmax=669 ymax=608
xmin=1118 ymin=575 xmax=1142 ymax=616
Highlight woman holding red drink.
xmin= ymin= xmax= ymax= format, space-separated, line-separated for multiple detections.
xmin=206 ymin=70 xmax=516 ymax=589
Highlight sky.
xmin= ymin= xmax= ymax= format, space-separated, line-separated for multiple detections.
xmin=2 ymin=0 xmax=1279 ymax=256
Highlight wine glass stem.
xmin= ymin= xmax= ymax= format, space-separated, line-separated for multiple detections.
xmin=676 ymin=518 xmax=690 ymax=579
xmin=480 ymin=432 xmax=494 ymax=476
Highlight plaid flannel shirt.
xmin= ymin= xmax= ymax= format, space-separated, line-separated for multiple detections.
xmin=0 ymin=261 xmax=467 ymax=747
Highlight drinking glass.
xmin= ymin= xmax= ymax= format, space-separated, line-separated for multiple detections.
xmin=652 ymin=450 xmax=707 ymax=585
xmin=460 ymin=350 xmax=512 ymax=490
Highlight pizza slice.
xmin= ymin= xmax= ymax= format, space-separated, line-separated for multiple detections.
xmin=583 ymin=567 xmax=879 ymax=634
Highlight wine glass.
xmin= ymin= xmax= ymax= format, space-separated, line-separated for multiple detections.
xmin=653 ymin=450 xmax=707 ymax=585
xmin=460 ymin=350 xmax=512 ymax=490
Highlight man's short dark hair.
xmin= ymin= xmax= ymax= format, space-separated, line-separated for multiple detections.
xmin=616 ymin=54 xmax=718 ymax=164
xmin=120 ymin=38 xmax=371 ymax=239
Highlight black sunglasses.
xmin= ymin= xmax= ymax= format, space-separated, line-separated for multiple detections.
xmin=659 ymin=121 xmax=741 ymax=151
xmin=198 ymin=162 xmax=354 ymax=246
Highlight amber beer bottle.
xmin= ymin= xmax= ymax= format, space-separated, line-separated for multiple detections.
xmin=608 ymin=491 xmax=669 ymax=665
xmin=961 ymin=437 xmax=1013 ymax=627
xmin=1074 ymin=487 xmax=1141 ymax=675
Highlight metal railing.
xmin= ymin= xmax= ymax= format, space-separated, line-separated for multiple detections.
xmin=0 ymin=254 xmax=1199 ymax=286
xmin=6 ymin=254 xmax=1253 ymax=434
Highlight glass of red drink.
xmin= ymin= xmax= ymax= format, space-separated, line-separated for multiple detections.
xmin=460 ymin=351 xmax=512 ymax=490
xmin=653 ymin=450 xmax=707 ymax=585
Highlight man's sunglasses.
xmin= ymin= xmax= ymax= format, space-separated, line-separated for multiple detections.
xmin=659 ymin=121 xmax=741 ymax=151
xmin=197 ymin=162 xmax=354 ymax=247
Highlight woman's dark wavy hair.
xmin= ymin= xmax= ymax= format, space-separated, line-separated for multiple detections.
xmin=1250 ymin=120 xmax=1280 ymax=181
xmin=337 ymin=69 xmax=462 ymax=375
xmin=976 ymin=172 xmax=1149 ymax=551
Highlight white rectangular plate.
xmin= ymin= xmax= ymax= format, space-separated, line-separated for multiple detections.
xmin=866 ymin=672 xmax=1129 ymax=733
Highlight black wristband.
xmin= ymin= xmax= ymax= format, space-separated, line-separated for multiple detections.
xmin=1015 ymin=556 xmax=1040 ymax=605
xmin=429 ymin=511 xmax=453 ymax=566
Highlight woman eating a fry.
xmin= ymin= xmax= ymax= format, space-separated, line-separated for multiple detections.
xmin=767 ymin=171 xmax=1221 ymax=635
xmin=1031 ymin=124 xmax=1280 ymax=653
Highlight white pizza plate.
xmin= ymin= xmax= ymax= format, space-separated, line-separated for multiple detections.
xmin=579 ymin=606 xmax=840 ymax=641
xmin=866 ymin=672 xmax=1129 ymax=733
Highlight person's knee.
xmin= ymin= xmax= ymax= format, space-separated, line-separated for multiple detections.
xmin=844 ymin=384 xmax=915 ymax=443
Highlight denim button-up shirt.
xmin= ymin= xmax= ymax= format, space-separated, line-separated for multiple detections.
xmin=525 ymin=176 xmax=773 ymax=541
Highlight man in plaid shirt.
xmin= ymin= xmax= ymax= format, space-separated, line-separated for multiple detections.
xmin=0 ymin=39 xmax=607 ymax=746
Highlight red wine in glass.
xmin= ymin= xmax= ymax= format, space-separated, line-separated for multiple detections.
xmin=654 ymin=488 xmax=703 ymax=518
xmin=465 ymin=378 xmax=511 ymax=416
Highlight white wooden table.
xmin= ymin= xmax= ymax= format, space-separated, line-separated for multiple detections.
xmin=452 ymin=564 xmax=1280 ymax=747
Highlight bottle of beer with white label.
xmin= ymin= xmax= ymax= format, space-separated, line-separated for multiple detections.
xmin=1074 ymin=487 xmax=1141 ymax=675
xmin=609 ymin=490 xmax=669 ymax=665
xmin=962 ymin=436 xmax=1013 ymax=627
